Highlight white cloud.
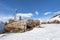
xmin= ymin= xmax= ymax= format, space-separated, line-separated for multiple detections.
xmin=44 ymin=12 xmax=52 ymax=15
xmin=0 ymin=13 xmax=33 ymax=22
xmin=0 ymin=16 xmax=14 ymax=22
xmin=54 ymin=11 xmax=60 ymax=14
xmin=35 ymin=11 xmax=39 ymax=15
xmin=16 ymin=13 xmax=33 ymax=17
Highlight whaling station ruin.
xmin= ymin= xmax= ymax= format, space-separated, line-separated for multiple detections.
xmin=3 ymin=9 xmax=40 ymax=33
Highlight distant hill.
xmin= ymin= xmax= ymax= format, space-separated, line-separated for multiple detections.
xmin=49 ymin=14 xmax=60 ymax=21
xmin=41 ymin=14 xmax=60 ymax=23
xmin=51 ymin=14 xmax=60 ymax=19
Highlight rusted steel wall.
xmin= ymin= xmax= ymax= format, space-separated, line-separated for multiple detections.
xmin=27 ymin=20 xmax=40 ymax=27
xmin=4 ymin=20 xmax=40 ymax=32
xmin=4 ymin=21 xmax=27 ymax=32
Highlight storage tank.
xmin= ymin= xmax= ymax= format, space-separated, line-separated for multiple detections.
xmin=0 ymin=22 xmax=5 ymax=33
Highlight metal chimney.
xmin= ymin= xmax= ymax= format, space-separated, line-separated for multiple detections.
xmin=14 ymin=9 xmax=18 ymax=20
xmin=19 ymin=16 xmax=22 ymax=20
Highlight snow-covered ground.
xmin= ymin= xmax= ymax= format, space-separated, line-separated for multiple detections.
xmin=0 ymin=24 xmax=60 ymax=40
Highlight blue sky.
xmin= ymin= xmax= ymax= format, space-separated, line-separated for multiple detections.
xmin=0 ymin=0 xmax=60 ymax=20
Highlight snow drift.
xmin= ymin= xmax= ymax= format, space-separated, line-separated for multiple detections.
xmin=0 ymin=24 xmax=60 ymax=40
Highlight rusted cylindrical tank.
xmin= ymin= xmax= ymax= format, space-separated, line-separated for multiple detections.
xmin=0 ymin=22 xmax=5 ymax=33
xmin=4 ymin=21 xmax=27 ymax=32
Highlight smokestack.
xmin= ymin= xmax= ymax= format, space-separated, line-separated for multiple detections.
xmin=14 ymin=9 xmax=18 ymax=20
xmin=19 ymin=16 xmax=22 ymax=20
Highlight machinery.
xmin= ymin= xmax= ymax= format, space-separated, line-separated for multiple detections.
xmin=4 ymin=19 xmax=40 ymax=33
xmin=4 ymin=9 xmax=40 ymax=33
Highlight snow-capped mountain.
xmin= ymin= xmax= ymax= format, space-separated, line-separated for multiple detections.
xmin=41 ymin=14 xmax=60 ymax=23
xmin=49 ymin=14 xmax=60 ymax=22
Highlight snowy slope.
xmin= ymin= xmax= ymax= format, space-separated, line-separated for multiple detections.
xmin=41 ymin=14 xmax=60 ymax=22
xmin=50 ymin=16 xmax=60 ymax=21
xmin=0 ymin=24 xmax=60 ymax=40
xmin=49 ymin=14 xmax=60 ymax=22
